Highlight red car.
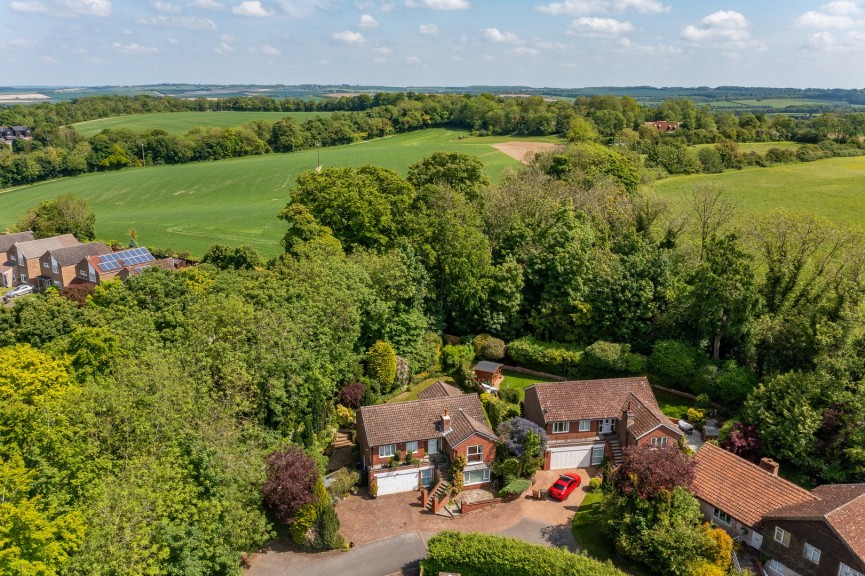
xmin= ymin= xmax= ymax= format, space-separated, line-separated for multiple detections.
xmin=547 ymin=473 xmax=581 ymax=500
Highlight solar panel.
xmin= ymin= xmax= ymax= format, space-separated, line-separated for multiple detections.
xmin=97 ymin=248 xmax=155 ymax=271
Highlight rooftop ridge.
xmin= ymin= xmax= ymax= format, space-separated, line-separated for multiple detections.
xmin=703 ymin=444 xmax=817 ymax=500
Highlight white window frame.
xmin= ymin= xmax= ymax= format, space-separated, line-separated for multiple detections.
xmin=651 ymin=436 xmax=668 ymax=446
xmin=406 ymin=441 xmax=418 ymax=454
xmin=591 ymin=445 xmax=604 ymax=466
xmin=803 ymin=542 xmax=820 ymax=565
xmin=378 ymin=444 xmax=396 ymax=459
xmin=467 ymin=445 xmax=483 ymax=463
xmin=578 ymin=420 xmax=591 ymax=432
xmin=52 ymin=260 xmax=58 ymax=273
xmin=9 ymin=254 xmax=16 ymax=262
xmin=20 ymin=274 xmax=26 ymax=282
xmin=768 ymin=559 xmax=786 ymax=575
xmin=552 ymin=421 xmax=569 ymax=434
xmin=713 ymin=508 xmax=732 ymax=525
xmin=774 ymin=526 xmax=791 ymax=547
xmin=839 ymin=563 xmax=865 ymax=576
xmin=42 ymin=260 xmax=49 ymax=268
xmin=464 ymin=467 xmax=490 ymax=485
xmin=420 ymin=467 xmax=434 ymax=487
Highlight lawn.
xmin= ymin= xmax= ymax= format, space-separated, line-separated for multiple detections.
xmin=653 ymin=155 xmax=865 ymax=231
xmin=71 ymin=111 xmax=328 ymax=137
xmin=498 ymin=369 xmax=558 ymax=401
xmin=0 ymin=128 xmax=556 ymax=257
xmin=571 ymin=491 xmax=613 ymax=562
xmin=653 ymin=389 xmax=694 ymax=420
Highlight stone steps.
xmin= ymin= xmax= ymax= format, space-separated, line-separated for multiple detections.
xmin=608 ymin=438 xmax=624 ymax=466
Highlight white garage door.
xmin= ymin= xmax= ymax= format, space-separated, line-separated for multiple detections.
xmin=375 ymin=468 xmax=422 ymax=496
xmin=549 ymin=444 xmax=605 ymax=470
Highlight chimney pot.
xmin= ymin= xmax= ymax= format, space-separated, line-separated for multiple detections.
xmin=758 ymin=457 xmax=780 ymax=476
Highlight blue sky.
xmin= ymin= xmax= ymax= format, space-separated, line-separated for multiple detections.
xmin=2 ymin=0 xmax=864 ymax=87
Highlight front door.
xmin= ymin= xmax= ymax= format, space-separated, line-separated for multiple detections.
xmin=599 ymin=419 xmax=615 ymax=434
xmin=428 ymin=438 xmax=439 ymax=455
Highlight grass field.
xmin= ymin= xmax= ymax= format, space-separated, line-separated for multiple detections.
xmin=0 ymin=129 xmax=559 ymax=257
xmin=499 ymin=370 xmax=556 ymax=401
xmin=71 ymin=111 xmax=328 ymax=136
xmin=693 ymin=141 xmax=799 ymax=153
xmin=654 ymin=156 xmax=865 ymax=230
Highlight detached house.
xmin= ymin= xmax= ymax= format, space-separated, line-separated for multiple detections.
xmin=524 ymin=377 xmax=683 ymax=470
xmin=4 ymin=234 xmax=80 ymax=287
xmin=36 ymin=242 xmax=111 ymax=290
xmin=74 ymin=247 xmax=159 ymax=284
xmin=693 ymin=443 xmax=865 ymax=576
xmin=356 ymin=384 xmax=497 ymax=496
xmin=0 ymin=231 xmax=35 ymax=287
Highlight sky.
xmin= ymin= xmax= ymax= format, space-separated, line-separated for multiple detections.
xmin=1 ymin=0 xmax=864 ymax=88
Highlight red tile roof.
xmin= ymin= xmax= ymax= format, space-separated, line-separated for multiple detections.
xmin=525 ymin=377 xmax=660 ymax=423
xmin=418 ymin=381 xmax=464 ymax=400
xmin=692 ymin=443 xmax=817 ymax=528
xmin=623 ymin=392 xmax=679 ymax=439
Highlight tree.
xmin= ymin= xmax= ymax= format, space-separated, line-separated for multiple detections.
xmin=719 ymin=422 xmax=762 ymax=462
xmin=337 ymin=382 xmax=365 ymax=409
xmin=497 ymin=418 xmax=547 ymax=477
xmin=689 ymin=183 xmax=738 ymax=262
xmin=365 ymin=340 xmax=397 ymax=393
xmin=269 ymin=117 xmax=306 ymax=152
xmin=566 ymin=116 xmax=598 ymax=143
xmin=16 ymin=193 xmax=96 ymax=241
xmin=262 ymin=446 xmax=320 ymax=525
xmin=407 ymin=152 xmax=490 ymax=202
xmin=612 ymin=445 xmax=695 ymax=500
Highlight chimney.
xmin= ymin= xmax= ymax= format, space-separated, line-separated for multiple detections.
xmin=758 ymin=457 xmax=780 ymax=476
xmin=441 ymin=408 xmax=451 ymax=433
xmin=621 ymin=400 xmax=634 ymax=432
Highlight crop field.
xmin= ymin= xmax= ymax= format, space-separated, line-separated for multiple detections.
xmin=71 ymin=111 xmax=328 ymax=136
xmin=0 ymin=129 xmax=563 ymax=257
xmin=653 ymin=156 xmax=865 ymax=229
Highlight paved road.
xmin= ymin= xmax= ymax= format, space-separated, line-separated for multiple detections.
xmin=498 ymin=517 xmax=578 ymax=551
xmin=246 ymin=531 xmax=427 ymax=576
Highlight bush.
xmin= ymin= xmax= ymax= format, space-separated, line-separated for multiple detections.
xmin=421 ymin=531 xmax=627 ymax=576
xmin=625 ymin=352 xmax=647 ymax=373
xmin=315 ymin=503 xmax=346 ymax=550
xmin=581 ymin=341 xmax=630 ymax=377
xmin=498 ymin=387 xmax=520 ymax=405
xmin=499 ymin=478 xmax=531 ymax=498
xmin=387 ymin=452 xmax=402 ymax=469
xmin=405 ymin=331 xmax=441 ymax=374
xmin=686 ymin=407 xmax=705 ymax=425
xmin=764 ymin=147 xmax=797 ymax=164
xmin=335 ymin=404 xmax=355 ymax=428
xmin=650 ymin=340 xmax=706 ymax=392
xmin=369 ymin=477 xmax=378 ymax=498
xmin=473 ymin=333 xmax=506 ymax=361
xmin=498 ymin=418 xmax=547 ymax=477
xmin=694 ymin=393 xmax=711 ymax=409
xmin=507 ymin=337 xmax=582 ymax=377
xmin=588 ymin=477 xmax=603 ymax=492
xmin=337 ymin=381 xmax=364 ymax=409
xmin=481 ymin=393 xmax=517 ymax=430
xmin=709 ymin=361 xmax=757 ymax=408
xmin=326 ymin=467 xmax=360 ymax=500
xmin=262 ymin=445 xmax=320 ymax=524
xmin=366 ymin=340 xmax=397 ymax=392
xmin=395 ymin=355 xmax=410 ymax=390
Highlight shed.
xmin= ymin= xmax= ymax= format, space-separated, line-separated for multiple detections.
xmin=472 ymin=361 xmax=504 ymax=388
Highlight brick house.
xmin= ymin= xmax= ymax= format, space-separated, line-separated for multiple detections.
xmin=356 ymin=385 xmax=497 ymax=496
xmin=4 ymin=234 xmax=80 ymax=288
xmin=643 ymin=120 xmax=681 ymax=132
xmin=74 ymin=247 xmax=159 ymax=284
xmin=692 ymin=443 xmax=817 ymax=551
xmin=693 ymin=443 xmax=865 ymax=576
xmin=0 ymin=231 xmax=35 ymax=287
xmin=35 ymin=242 xmax=112 ymax=290
xmin=523 ymin=377 xmax=683 ymax=470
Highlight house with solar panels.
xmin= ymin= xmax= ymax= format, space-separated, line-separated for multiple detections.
xmin=74 ymin=247 xmax=177 ymax=284
xmin=36 ymin=242 xmax=112 ymax=290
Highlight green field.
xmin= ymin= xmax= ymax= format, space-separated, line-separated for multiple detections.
xmin=71 ymin=111 xmax=328 ymax=136
xmin=693 ymin=141 xmax=799 ymax=153
xmin=0 ymin=129 xmax=561 ymax=257
xmin=654 ymin=156 xmax=865 ymax=229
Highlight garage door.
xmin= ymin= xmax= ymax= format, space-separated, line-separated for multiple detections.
xmin=549 ymin=444 xmax=605 ymax=470
xmin=375 ymin=468 xmax=422 ymax=496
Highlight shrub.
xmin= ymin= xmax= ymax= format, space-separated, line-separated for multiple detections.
xmin=497 ymin=387 xmax=520 ymax=405
xmin=262 ymin=445 xmax=320 ymax=524
xmin=473 ymin=333 xmax=506 ymax=361
xmin=366 ymin=341 xmax=397 ymax=392
xmin=612 ymin=445 xmax=696 ymax=500
xmin=405 ymin=451 xmax=420 ymax=466
xmin=499 ymin=478 xmax=531 ymax=498
xmin=326 ymin=467 xmax=360 ymax=500
xmin=625 ymin=352 xmax=647 ymax=373
xmin=719 ymin=422 xmax=761 ymax=463
xmin=493 ymin=457 xmax=521 ymax=486
xmin=709 ymin=361 xmax=758 ymax=408
xmin=369 ymin=477 xmax=378 ymax=498
xmin=481 ymin=393 xmax=513 ymax=430
xmin=315 ymin=503 xmax=346 ymax=550
xmin=387 ymin=452 xmax=402 ymax=469
xmin=649 ymin=340 xmax=706 ymax=392
xmin=405 ymin=331 xmax=441 ymax=374
xmin=288 ymin=502 xmax=318 ymax=546
xmin=694 ymin=393 xmax=712 ymax=409
xmin=421 ymin=531 xmax=627 ymax=576
xmin=498 ymin=418 xmax=547 ymax=477
xmin=764 ymin=147 xmax=797 ymax=164
xmin=507 ymin=336 xmax=582 ymax=377
xmin=581 ymin=341 xmax=630 ymax=377
xmin=337 ymin=381 xmax=364 ymax=409
xmin=441 ymin=343 xmax=474 ymax=373
xmin=588 ymin=477 xmax=603 ymax=492
xmin=335 ymin=404 xmax=355 ymax=428
xmin=394 ymin=355 xmax=410 ymax=389
xmin=686 ymin=407 xmax=705 ymax=425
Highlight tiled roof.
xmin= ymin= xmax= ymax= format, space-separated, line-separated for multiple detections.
xmin=473 ymin=361 xmax=503 ymax=373
xmin=357 ymin=394 xmax=495 ymax=448
xmin=766 ymin=483 xmax=865 ymax=561
xmin=0 ymin=231 xmax=35 ymax=253
xmin=14 ymin=234 xmax=79 ymax=259
xmin=692 ymin=443 xmax=817 ymax=528
xmin=418 ymin=381 xmax=464 ymax=400
xmin=525 ymin=377 xmax=660 ymax=423
xmin=121 ymin=258 xmax=177 ymax=276
xmin=47 ymin=242 xmax=111 ymax=267
xmin=624 ymin=392 xmax=680 ymax=439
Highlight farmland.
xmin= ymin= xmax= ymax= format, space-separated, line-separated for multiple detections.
xmin=71 ymin=111 xmax=328 ymax=137
xmin=0 ymin=129 xmax=562 ymax=257
xmin=653 ymin=155 xmax=865 ymax=229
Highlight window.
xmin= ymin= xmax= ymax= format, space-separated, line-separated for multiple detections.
xmin=378 ymin=444 xmax=396 ymax=459
xmin=768 ymin=559 xmax=786 ymax=575
xmin=713 ymin=508 xmax=732 ymax=525
xmin=464 ymin=467 xmax=490 ymax=485
xmin=42 ymin=261 xmax=49 ymax=268
xmin=20 ymin=274 xmax=26 ymax=282
xmin=420 ymin=467 xmax=434 ymax=487
xmin=774 ymin=526 xmax=791 ymax=547
xmin=79 ymin=270 xmax=87 ymax=277
xmin=51 ymin=261 xmax=58 ymax=273
xmin=552 ymin=421 xmax=569 ymax=434
xmin=9 ymin=255 xmax=16 ymax=262
xmin=578 ymin=420 xmax=591 ymax=432
xmin=591 ymin=445 xmax=604 ymax=466
xmin=650 ymin=437 xmax=668 ymax=446
xmin=405 ymin=441 xmax=418 ymax=454
xmin=467 ymin=445 xmax=483 ymax=463
xmin=803 ymin=542 xmax=820 ymax=565
xmin=839 ymin=564 xmax=865 ymax=576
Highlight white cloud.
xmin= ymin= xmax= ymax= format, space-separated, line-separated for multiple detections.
xmin=10 ymin=1 xmax=49 ymax=13
xmin=405 ymin=55 xmax=421 ymax=63
xmin=481 ymin=27 xmax=521 ymax=43
xmin=138 ymin=15 xmax=218 ymax=28
xmin=681 ymin=10 xmax=759 ymax=50
xmin=536 ymin=0 xmax=667 ymax=16
xmin=568 ymin=16 xmax=633 ymax=36
xmin=60 ymin=0 xmax=112 ymax=16
xmin=331 ymin=30 xmax=365 ymax=43
xmin=112 ymin=41 xmax=159 ymax=54
xmin=405 ymin=0 xmax=468 ymax=10
xmin=507 ymin=46 xmax=540 ymax=57
xmin=796 ymin=11 xmax=857 ymax=28
xmin=260 ymin=44 xmax=280 ymax=54
xmin=232 ymin=0 xmax=274 ymax=16
xmin=154 ymin=0 xmax=182 ymax=12
xmin=358 ymin=14 xmax=379 ymax=27
xmin=1 ymin=38 xmax=38 ymax=49
xmin=616 ymin=36 xmax=682 ymax=54
xmin=804 ymin=29 xmax=865 ymax=51
xmin=215 ymin=40 xmax=236 ymax=53
xmin=379 ymin=2 xmax=394 ymax=11
xmin=190 ymin=0 xmax=224 ymax=8
xmin=418 ymin=23 xmax=439 ymax=35
xmin=13 ymin=0 xmax=113 ymax=16
xmin=277 ymin=0 xmax=326 ymax=17
xmin=825 ymin=0 xmax=860 ymax=15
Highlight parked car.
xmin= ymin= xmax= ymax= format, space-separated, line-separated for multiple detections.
xmin=2 ymin=284 xmax=33 ymax=302
xmin=547 ymin=473 xmax=581 ymax=501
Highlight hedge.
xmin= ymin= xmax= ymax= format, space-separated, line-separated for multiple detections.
xmin=507 ymin=337 xmax=584 ymax=377
xmin=421 ymin=531 xmax=627 ymax=576
xmin=498 ymin=478 xmax=531 ymax=498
